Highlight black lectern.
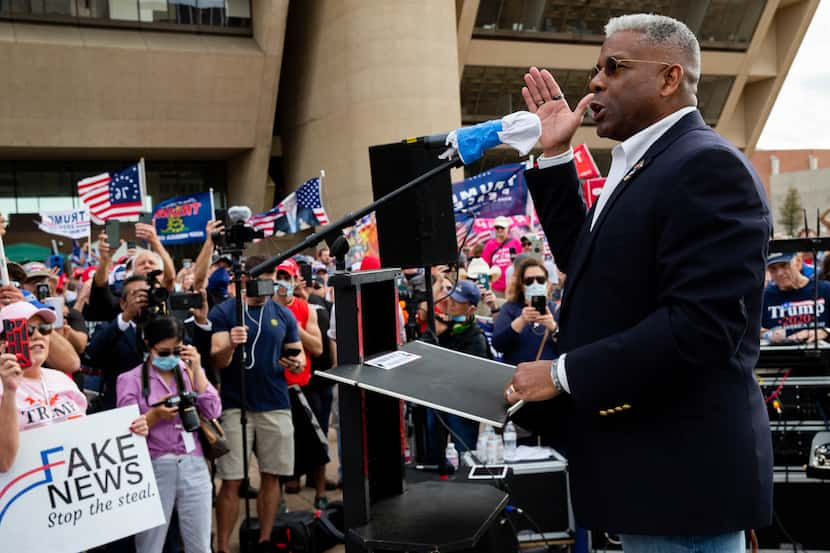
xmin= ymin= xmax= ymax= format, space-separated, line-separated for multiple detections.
xmin=319 ymin=268 xmax=516 ymax=552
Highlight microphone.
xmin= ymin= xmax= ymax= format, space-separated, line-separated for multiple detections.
xmin=228 ymin=206 xmax=253 ymax=224
xmin=403 ymin=133 xmax=450 ymax=149
xmin=402 ymin=111 xmax=542 ymax=165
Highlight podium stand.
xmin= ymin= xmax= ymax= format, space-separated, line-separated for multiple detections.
xmin=319 ymin=268 xmax=517 ymax=552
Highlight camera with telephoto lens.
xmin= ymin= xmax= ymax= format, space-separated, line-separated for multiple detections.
xmin=137 ymin=269 xmax=169 ymax=325
xmin=164 ymin=392 xmax=200 ymax=432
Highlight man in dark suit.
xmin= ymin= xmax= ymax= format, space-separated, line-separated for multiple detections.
xmin=505 ymin=14 xmax=773 ymax=552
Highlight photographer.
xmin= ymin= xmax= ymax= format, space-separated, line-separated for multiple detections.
xmin=1 ymin=301 xmax=148 ymax=472
xmin=20 ymin=262 xmax=89 ymax=356
xmin=492 ymin=257 xmax=558 ymax=365
xmin=85 ymin=223 xmax=176 ymax=322
xmin=116 ymin=316 xmax=219 ymax=553
xmin=0 ymin=267 xmax=81 ymax=376
xmin=209 ymin=260 xmax=304 ymax=553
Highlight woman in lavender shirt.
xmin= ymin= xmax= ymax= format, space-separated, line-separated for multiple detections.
xmin=117 ymin=316 xmax=221 ymax=553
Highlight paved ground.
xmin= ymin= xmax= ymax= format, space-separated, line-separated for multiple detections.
xmin=221 ymin=429 xmax=344 ymax=553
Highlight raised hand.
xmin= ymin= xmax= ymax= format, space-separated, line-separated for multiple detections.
xmin=521 ymin=67 xmax=593 ymax=156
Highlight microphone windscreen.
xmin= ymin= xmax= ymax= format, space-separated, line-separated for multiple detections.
xmin=227 ymin=206 xmax=252 ymax=224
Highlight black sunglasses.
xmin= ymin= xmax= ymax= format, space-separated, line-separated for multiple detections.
xmin=27 ymin=323 xmax=54 ymax=336
xmin=589 ymin=56 xmax=672 ymax=81
xmin=523 ymin=276 xmax=547 ymax=286
xmin=155 ymin=346 xmax=183 ymax=357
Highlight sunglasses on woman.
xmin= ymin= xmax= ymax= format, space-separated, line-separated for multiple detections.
xmin=155 ymin=346 xmax=183 ymax=357
xmin=589 ymin=56 xmax=671 ymax=81
xmin=26 ymin=323 xmax=54 ymax=336
xmin=523 ymin=276 xmax=547 ymax=286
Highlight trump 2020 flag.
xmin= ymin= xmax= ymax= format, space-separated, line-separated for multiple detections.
xmin=296 ymin=177 xmax=330 ymax=229
xmin=152 ymin=191 xmax=214 ymax=245
xmin=36 ymin=208 xmax=90 ymax=240
xmin=250 ymin=193 xmax=297 ymax=238
xmin=77 ymin=161 xmax=146 ymax=224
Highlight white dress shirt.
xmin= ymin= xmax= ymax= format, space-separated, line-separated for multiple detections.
xmin=536 ymin=106 xmax=699 ymax=394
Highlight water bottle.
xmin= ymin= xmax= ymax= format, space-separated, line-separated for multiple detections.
xmin=476 ymin=429 xmax=489 ymax=462
xmin=503 ymin=422 xmax=517 ymax=457
xmin=487 ymin=433 xmax=499 ymax=465
xmin=445 ymin=441 xmax=459 ymax=470
xmin=494 ymin=436 xmax=505 ymax=464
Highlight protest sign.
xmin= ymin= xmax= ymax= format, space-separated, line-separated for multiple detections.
xmin=573 ymin=144 xmax=600 ymax=180
xmin=452 ymin=163 xmax=528 ymax=219
xmin=582 ymin=177 xmax=606 ymax=208
xmin=153 ymin=191 xmax=214 ymax=245
xmin=37 ymin=209 xmax=90 ymax=241
xmin=0 ymin=405 xmax=164 ymax=552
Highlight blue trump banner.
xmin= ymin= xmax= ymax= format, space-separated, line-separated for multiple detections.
xmin=153 ymin=191 xmax=213 ymax=245
xmin=452 ymin=163 xmax=527 ymax=220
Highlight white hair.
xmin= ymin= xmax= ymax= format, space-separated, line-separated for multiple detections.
xmin=129 ymin=248 xmax=163 ymax=272
xmin=605 ymin=13 xmax=701 ymax=86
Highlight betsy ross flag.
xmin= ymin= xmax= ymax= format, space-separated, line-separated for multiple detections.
xmin=296 ymin=177 xmax=330 ymax=229
xmin=77 ymin=161 xmax=146 ymax=224
xmin=249 ymin=193 xmax=297 ymax=238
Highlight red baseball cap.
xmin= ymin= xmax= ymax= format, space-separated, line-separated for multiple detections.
xmin=276 ymin=259 xmax=299 ymax=278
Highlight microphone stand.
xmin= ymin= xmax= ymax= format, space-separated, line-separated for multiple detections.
xmin=248 ymin=157 xmax=462 ymax=277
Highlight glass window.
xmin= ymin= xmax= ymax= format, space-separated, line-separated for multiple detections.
xmin=77 ymin=0 xmax=109 ymax=18
xmin=108 ymin=0 xmax=138 ymax=21
xmin=139 ymin=0 xmax=169 ymax=23
xmin=474 ymin=0 xmax=766 ymax=52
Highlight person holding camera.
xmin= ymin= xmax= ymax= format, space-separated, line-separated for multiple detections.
xmin=84 ymin=223 xmax=176 ymax=322
xmin=116 ymin=316 xmax=220 ymax=553
xmin=1 ymin=301 xmax=148 ymax=473
xmin=492 ymin=257 xmax=558 ymax=365
xmin=209 ymin=258 xmax=304 ymax=553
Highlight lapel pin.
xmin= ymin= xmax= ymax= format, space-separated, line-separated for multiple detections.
xmin=623 ymin=159 xmax=646 ymax=182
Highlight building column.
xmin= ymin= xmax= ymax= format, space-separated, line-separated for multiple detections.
xmin=226 ymin=0 xmax=290 ymax=211
xmin=279 ymin=0 xmax=463 ymax=220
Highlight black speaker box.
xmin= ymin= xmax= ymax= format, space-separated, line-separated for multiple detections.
xmin=369 ymin=141 xmax=458 ymax=268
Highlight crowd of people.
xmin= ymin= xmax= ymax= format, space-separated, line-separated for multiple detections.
xmin=2 ymin=167 xmax=826 ymax=553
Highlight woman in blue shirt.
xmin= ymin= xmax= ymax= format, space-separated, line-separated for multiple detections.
xmin=492 ymin=257 xmax=558 ymax=365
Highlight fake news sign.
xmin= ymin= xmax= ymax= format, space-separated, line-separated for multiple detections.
xmin=0 ymin=405 xmax=164 ymax=552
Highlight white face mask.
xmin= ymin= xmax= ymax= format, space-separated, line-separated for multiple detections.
xmin=524 ymin=282 xmax=547 ymax=298
xmin=173 ymin=282 xmax=183 ymax=293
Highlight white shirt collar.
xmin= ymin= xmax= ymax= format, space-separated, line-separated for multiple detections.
xmin=613 ymin=106 xmax=698 ymax=171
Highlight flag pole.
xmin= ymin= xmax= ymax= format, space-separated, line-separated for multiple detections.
xmin=209 ymin=187 xmax=215 ymax=221
xmin=138 ymin=158 xmax=148 ymax=212
xmin=0 ymin=232 xmax=9 ymax=285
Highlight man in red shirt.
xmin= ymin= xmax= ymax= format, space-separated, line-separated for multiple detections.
xmin=274 ymin=259 xmax=329 ymax=506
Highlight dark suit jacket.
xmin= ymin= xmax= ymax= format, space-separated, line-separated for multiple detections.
xmin=518 ymin=111 xmax=773 ymax=535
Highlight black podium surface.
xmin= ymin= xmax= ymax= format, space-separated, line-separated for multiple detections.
xmin=318 ymin=340 xmax=518 ymax=428
xmin=349 ymin=481 xmax=509 ymax=552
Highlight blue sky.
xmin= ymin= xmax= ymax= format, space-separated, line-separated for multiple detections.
xmin=757 ymin=1 xmax=830 ymax=149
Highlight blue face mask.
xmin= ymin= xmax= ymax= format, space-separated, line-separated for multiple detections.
xmin=153 ymin=355 xmax=180 ymax=372
xmin=451 ymin=314 xmax=469 ymax=323
xmin=276 ymin=280 xmax=294 ymax=297
xmin=524 ymin=282 xmax=547 ymax=298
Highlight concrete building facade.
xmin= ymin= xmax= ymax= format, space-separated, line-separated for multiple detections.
xmin=0 ymin=0 xmax=820 ymax=252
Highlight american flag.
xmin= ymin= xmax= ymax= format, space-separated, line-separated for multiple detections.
xmin=250 ymin=193 xmax=296 ymax=238
xmin=296 ymin=177 xmax=330 ymax=227
xmin=77 ymin=162 xmax=145 ymax=224
xmin=456 ymin=221 xmax=490 ymax=250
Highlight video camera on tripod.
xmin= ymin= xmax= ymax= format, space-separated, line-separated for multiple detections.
xmin=211 ymin=206 xmax=275 ymax=297
xmin=212 ymin=206 xmax=265 ymax=255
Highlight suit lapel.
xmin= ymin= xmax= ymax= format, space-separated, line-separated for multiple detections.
xmin=559 ymin=111 xmax=708 ymax=322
